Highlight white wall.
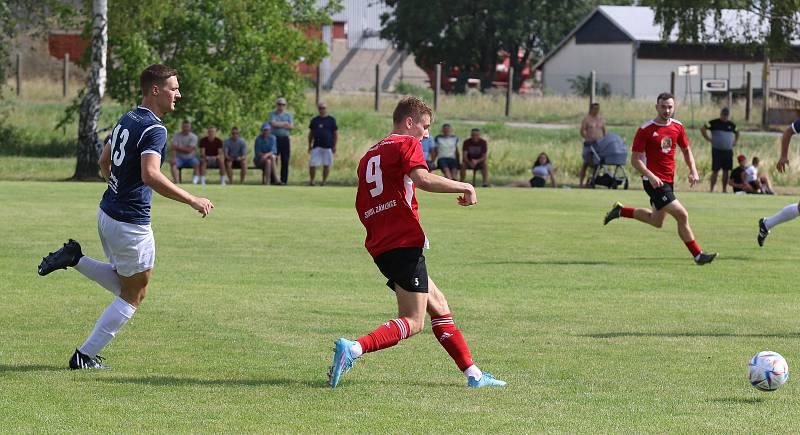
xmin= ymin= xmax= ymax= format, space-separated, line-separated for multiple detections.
xmin=542 ymin=38 xmax=633 ymax=96
xmin=635 ymin=59 xmax=765 ymax=101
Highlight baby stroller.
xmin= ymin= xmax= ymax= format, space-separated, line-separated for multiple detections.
xmin=587 ymin=133 xmax=629 ymax=189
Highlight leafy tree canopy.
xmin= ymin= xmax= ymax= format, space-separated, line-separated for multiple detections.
xmin=104 ymin=0 xmax=339 ymax=134
xmin=645 ymin=0 xmax=800 ymax=60
xmin=380 ymin=0 xmax=632 ymax=93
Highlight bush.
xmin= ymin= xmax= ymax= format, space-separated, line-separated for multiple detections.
xmin=568 ymin=74 xmax=611 ymax=97
xmin=393 ymin=81 xmax=434 ymax=101
xmin=0 ymin=121 xmax=76 ymax=157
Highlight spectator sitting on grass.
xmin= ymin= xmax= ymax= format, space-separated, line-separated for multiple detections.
xmin=746 ymin=156 xmax=775 ymax=194
xmin=507 ymin=152 xmax=557 ymax=188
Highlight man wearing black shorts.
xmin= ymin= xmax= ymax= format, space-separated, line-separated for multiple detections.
xmin=701 ymin=107 xmax=739 ymax=193
xmin=603 ymin=92 xmax=717 ymax=265
xmin=327 ymin=96 xmax=505 ymax=389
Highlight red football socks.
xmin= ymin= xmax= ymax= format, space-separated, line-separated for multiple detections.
xmin=357 ymin=317 xmax=410 ymax=353
xmin=621 ymin=207 xmax=635 ymax=218
xmin=685 ymin=240 xmax=702 ymax=257
xmin=431 ymin=313 xmax=474 ymax=371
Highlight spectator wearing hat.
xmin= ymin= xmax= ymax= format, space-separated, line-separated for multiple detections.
xmin=269 ymin=97 xmax=294 ymax=184
xmin=224 ymin=126 xmax=248 ymax=184
xmin=701 ymin=107 xmax=739 ymax=193
xmin=254 ymin=122 xmax=280 ymax=185
xmin=308 ymin=101 xmax=338 ymax=186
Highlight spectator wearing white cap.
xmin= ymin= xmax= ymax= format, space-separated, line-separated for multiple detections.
xmin=254 ymin=122 xmax=280 ymax=185
xmin=269 ymin=97 xmax=294 ymax=184
xmin=308 ymin=101 xmax=338 ymax=186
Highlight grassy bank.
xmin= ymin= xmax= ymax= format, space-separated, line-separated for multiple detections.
xmin=1 ymin=80 xmax=790 ymax=187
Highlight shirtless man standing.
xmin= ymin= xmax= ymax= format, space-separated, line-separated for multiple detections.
xmin=579 ymin=103 xmax=606 ymax=187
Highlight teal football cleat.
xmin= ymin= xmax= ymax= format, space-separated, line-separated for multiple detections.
xmin=328 ymin=338 xmax=357 ymax=388
xmin=468 ymin=372 xmax=506 ymax=388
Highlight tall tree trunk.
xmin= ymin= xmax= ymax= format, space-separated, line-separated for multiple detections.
xmin=74 ymin=0 xmax=107 ymax=181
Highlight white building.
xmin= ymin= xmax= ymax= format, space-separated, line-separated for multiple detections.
xmin=534 ymin=5 xmax=800 ymax=100
xmin=317 ymin=0 xmax=428 ymax=91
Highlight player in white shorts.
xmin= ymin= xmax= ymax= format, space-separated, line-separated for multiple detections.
xmin=758 ymin=118 xmax=800 ymax=246
xmin=38 ymin=64 xmax=214 ymax=369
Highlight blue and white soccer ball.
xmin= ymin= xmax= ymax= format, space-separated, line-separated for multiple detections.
xmin=748 ymin=351 xmax=789 ymax=391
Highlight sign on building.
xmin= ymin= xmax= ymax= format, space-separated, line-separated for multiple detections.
xmin=702 ymin=79 xmax=729 ymax=92
xmin=678 ymin=65 xmax=699 ymax=76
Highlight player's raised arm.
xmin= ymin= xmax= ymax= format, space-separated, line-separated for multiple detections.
xmin=141 ymin=153 xmax=214 ymax=217
xmin=409 ymin=167 xmax=476 ymax=206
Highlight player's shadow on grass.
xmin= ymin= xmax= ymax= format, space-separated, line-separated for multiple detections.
xmin=100 ymin=375 xmax=314 ymax=388
xmin=586 ymin=332 xmax=800 ymax=338
xmin=0 ymin=364 xmax=64 ymax=373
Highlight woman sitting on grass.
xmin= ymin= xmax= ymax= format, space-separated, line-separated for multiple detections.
xmin=508 ymin=152 xmax=558 ymax=188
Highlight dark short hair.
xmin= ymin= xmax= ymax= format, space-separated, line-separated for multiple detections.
xmin=393 ymin=96 xmax=433 ymax=125
xmin=442 ymin=123 xmax=451 ymax=128
xmin=471 ymin=128 xmax=480 ymax=133
xmin=752 ymin=156 xmax=760 ymax=165
xmin=231 ymin=126 xmax=239 ymax=132
xmin=140 ymin=64 xmax=178 ymax=96
xmin=656 ymin=92 xmax=675 ymax=102
xmin=182 ymin=120 xmax=191 ymax=124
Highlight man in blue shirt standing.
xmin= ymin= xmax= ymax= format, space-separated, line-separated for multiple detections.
xmin=307 ymin=101 xmax=338 ymax=186
xmin=37 ymin=64 xmax=214 ymax=369
xmin=270 ymin=97 xmax=294 ymax=184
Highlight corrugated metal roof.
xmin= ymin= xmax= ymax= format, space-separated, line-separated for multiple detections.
xmin=599 ymin=5 xmax=799 ymax=44
xmin=534 ymin=5 xmax=800 ymax=70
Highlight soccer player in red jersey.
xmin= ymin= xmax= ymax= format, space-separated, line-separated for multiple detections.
xmin=603 ymin=92 xmax=717 ymax=265
xmin=327 ymin=96 xmax=506 ymax=388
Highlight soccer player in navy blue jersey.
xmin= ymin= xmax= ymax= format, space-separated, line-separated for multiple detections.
xmin=757 ymin=118 xmax=800 ymax=246
xmin=38 ymin=64 xmax=214 ymax=369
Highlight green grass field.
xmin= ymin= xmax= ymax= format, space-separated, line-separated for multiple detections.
xmin=2 ymin=181 xmax=800 ymax=432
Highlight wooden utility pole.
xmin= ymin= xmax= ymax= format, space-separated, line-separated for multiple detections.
xmin=63 ymin=53 xmax=70 ymax=97
xmin=374 ymin=64 xmax=380 ymax=111
xmin=506 ymin=67 xmax=514 ymax=117
xmin=315 ymin=64 xmax=322 ymax=106
xmin=670 ymin=71 xmax=675 ymax=95
xmin=745 ymin=71 xmax=752 ymax=122
xmin=589 ymin=70 xmax=596 ymax=106
xmin=16 ymin=52 xmax=21 ymax=97
xmin=434 ymin=63 xmax=441 ymax=111
xmin=762 ymin=57 xmax=770 ymax=129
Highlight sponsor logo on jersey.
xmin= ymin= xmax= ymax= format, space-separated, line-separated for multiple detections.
xmin=660 ymin=136 xmax=673 ymax=153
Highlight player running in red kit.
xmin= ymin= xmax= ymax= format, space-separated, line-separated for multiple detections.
xmin=327 ymin=96 xmax=506 ymax=389
xmin=604 ymin=92 xmax=717 ymax=265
